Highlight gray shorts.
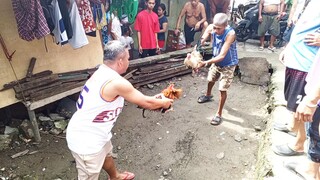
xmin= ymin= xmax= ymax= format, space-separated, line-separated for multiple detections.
xmin=258 ymin=13 xmax=280 ymax=37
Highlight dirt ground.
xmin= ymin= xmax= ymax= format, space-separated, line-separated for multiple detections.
xmin=0 ymin=66 xmax=269 ymax=180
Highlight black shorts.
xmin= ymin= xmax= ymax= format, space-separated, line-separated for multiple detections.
xmin=140 ymin=49 xmax=157 ymax=58
xmin=284 ymin=67 xmax=307 ymax=112
xmin=184 ymin=23 xmax=202 ymax=45
xmin=307 ymin=106 xmax=320 ymax=163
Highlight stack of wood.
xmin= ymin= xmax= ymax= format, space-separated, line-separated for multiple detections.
xmin=1 ymin=48 xmax=211 ymax=102
xmin=125 ymin=47 xmax=213 ymax=87
xmin=126 ymin=57 xmax=191 ymax=87
xmin=1 ymin=57 xmax=97 ymax=102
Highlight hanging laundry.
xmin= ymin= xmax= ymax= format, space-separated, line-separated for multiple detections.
xmin=11 ymin=0 xmax=50 ymax=41
xmin=101 ymin=11 xmax=111 ymax=46
xmin=68 ymin=0 xmax=89 ymax=49
xmin=76 ymin=0 xmax=97 ymax=36
xmin=91 ymin=2 xmax=107 ymax=30
xmin=57 ymin=0 xmax=73 ymax=39
xmin=51 ymin=0 xmax=68 ymax=45
xmin=40 ymin=0 xmax=55 ymax=33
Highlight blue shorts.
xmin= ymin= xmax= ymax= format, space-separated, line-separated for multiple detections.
xmin=307 ymin=106 xmax=320 ymax=163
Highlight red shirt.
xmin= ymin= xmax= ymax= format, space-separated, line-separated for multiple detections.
xmin=134 ymin=10 xmax=160 ymax=49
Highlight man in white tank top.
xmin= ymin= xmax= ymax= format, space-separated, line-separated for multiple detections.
xmin=66 ymin=40 xmax=173 ymax=180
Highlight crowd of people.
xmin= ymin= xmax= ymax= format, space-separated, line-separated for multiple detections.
xmin=64 ymin=0 xmax=320 ymax=179
xmin=101 ymin=0 xmax=232 ymax=59
xmin=272 ymin=0 xmax=320 ymax=178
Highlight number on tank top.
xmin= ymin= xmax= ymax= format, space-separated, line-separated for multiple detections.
xmin=77 ymin=85 xmax=89 ymax=109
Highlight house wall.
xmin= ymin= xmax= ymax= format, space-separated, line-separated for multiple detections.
xmin=0 ymin=0 xmax=103 ymax=108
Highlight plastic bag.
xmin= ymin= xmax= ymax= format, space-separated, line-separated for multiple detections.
xmin=178 ymin=31 xmax=186 ymax=49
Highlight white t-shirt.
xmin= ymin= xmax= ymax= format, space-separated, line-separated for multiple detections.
xmin=108 ymin=13 xmax=122 ymax=40
xmin=119 ymin=36 xmax=134 ymax=50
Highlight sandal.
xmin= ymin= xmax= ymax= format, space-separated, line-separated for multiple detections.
xmin=268 ymin=46 xmax=276 ymax=52
xmin=108 ymin=171 xmax=135 ymax=180
xmin=197 ymin=95 xmax=213 ymax=103
xmin=210 ymin=116 xmax=222 ymax=126
xmin=258 ymin=46 xmax=264 ymax=51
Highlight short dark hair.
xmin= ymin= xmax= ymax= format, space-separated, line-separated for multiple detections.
xmin=122 ymin=24 xmax=130 ymax=35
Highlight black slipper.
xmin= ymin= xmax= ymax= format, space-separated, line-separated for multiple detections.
xmin=197 ymin=95 xmax=213 ymax=103
xmin=210 ymin=116 xmax=222 ymax=126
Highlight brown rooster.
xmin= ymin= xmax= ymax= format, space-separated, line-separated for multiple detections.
xmin=142 ymin=84 xmax=183 ymax=118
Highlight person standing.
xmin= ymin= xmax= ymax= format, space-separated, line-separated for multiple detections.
xmin=134 ymin=0 xmax=160 ymax=58
xmin=207 ymin=0 xmax=231 ymax=21
xmin=273 ymin=0 xmax=320 ymax=156
xmin=66 ymin=40 xmax=173 ymax=180
xmin=285 ymin=50 xmax=320 ymax=180
xmin=157 ymin=3 xmax=168 ymax=53
xmin=197 ymin=13 xmax=238 ymax=126
xmin=174 ymin=0 xmax=208 ymax=48
xmin=257 ymin=0 xmax=285 ymax=51
xmin=119 ymin=24 xmax=134 ymax=60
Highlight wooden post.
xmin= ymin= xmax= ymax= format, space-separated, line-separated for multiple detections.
xmin=26 ymin=57 xmax=36 ymax=78
xmin=27 ymin=109 xmax=41 ymax=142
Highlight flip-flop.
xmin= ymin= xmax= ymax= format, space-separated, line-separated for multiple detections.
xmin=258 ymin=46 xmax=264 ymax=51
xmin=273 ymin=123 xmax=297 ymax=137
xmin=268 ymin=46 xmax=276 ymax=52
xmin=197 ymin=95 xmax=213 ymax=103
xmin=108 ymin=171 xmax=135 ymax=180
xmin=210 ymin=116 xmax=222 ymax=126
xmin=273 ymin=144 xmax=304 ymax=156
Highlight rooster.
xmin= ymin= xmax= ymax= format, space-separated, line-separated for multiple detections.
xmin=142 ymin=84 xmax=183 ymax=118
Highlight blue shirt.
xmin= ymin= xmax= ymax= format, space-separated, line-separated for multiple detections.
xmin=157 ymin=16 xmax=168 ymax=41
xmin=284 ymin=0 xmax=320 ymax=72
xmin=212 ymin=26 xmax=238 ymax=67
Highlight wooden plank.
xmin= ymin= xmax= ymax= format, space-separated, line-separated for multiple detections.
xmin=13 ymin=74 xmax=59 ymax=93
xmin=139 ymin=62 xmax=184 ymax=74
xmin=25 ymin=70 xmax=53 ymax=81
xmin=129 ymin=48 xmax=191 ymax=68
xmin=26 ymin=57 xmax=36 ymax=78
xmin=58 ymin=73 xmax=89 ymax=81
xmin=30 ymin=81 xmax=85 ymax=101
xmin=132 ymin=69 xmax=192 ymax=87
xmin=123 ymin=69 xmax=138 ymax=79
xmin=15 ymin=81 xmax=62 ymax=100
xmin=27 ymin=83 xmax=84 ymax=110
xmin=58 ymin=67 xmax=97 ymax=77
xmin=130 ymin=65 xmax=188 ymax=84
xmin=1 ymin=78 xmax=26 ymax=91
xmin=27 ymin=110 xmax=41 ymax=142
xmin=156 ymin=58 xmax=184 ymax=64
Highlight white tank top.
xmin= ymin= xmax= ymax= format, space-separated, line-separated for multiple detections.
xmin=67 ymin=65 xmax=124 ymax=154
